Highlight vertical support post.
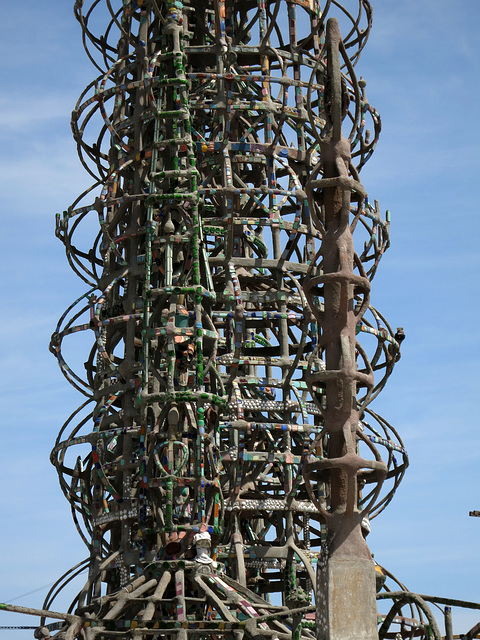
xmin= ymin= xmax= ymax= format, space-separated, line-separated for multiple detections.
xmin=444 ymin=606 xmax=453 ymax=640
xmin=304 ymin=18 xmax=384 ymax=640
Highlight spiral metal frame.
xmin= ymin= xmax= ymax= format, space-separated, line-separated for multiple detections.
xmin=29 ymin=0 xmax=424 ymax=638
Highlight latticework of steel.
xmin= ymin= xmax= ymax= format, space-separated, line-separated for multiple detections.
xmin=1 ymin=1 xmax=456 ymax=639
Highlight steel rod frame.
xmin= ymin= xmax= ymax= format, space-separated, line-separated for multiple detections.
xmin=39 ymin=0 xmax=419 ymax=638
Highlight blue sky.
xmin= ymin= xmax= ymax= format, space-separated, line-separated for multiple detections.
xmin=1 ymin=1 xmax=479 ymax=637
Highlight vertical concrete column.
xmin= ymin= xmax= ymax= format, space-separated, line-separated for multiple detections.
xmin=305 ymin=18 xmax=386 ymax=640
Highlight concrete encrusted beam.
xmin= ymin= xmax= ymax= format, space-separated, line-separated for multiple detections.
xmin=2 ymin=1 xmax=449 ymax=639
xmin=303 ymin=17 xmax=384 ymax=640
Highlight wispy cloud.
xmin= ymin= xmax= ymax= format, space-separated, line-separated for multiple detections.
xmin=0 ymin=95 xmax=73 ymax=131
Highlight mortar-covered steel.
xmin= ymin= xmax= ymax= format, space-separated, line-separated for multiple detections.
xmin=4 ymin=0 xmax=444 ymax=638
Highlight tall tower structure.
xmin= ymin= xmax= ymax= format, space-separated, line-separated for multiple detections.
xmin=24 ymin=1 xmax=410 ymax=638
